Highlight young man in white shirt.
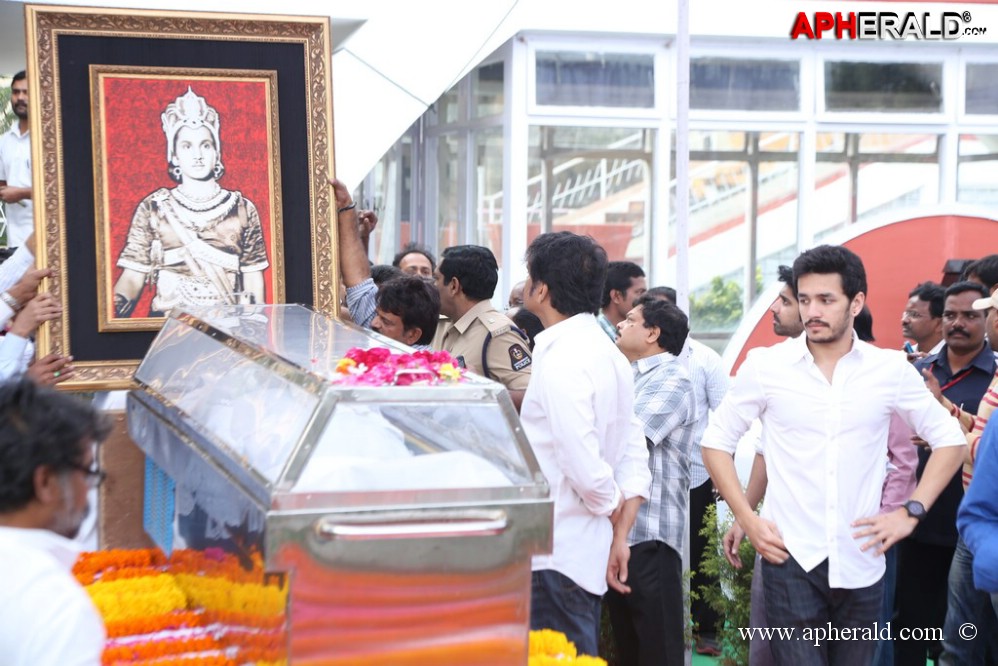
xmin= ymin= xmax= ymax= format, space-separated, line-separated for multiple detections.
xmin=0 ymin=71 xmax=34 ymax=249
xmin=702 ymin=244 xmax=966 ymax=665
xmin=0 ymin=379 xmax=110 ymax=666
xmin=521 ymin=231 xmax=651 ymax=657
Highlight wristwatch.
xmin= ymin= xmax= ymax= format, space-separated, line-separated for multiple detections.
xmin=903 ymin=500 xmax=927 ymax=521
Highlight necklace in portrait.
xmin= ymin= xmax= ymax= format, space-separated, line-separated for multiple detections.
xmin=167 ymin=189 xmax=239 ymax=232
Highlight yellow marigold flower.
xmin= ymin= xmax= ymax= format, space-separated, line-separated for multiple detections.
xmin=437 ymin=362 xmax=462 ymax=382
xmin=335 ymin=357 xmax=357 ymax=374
xmin=573 ymin=656 xmax=609 ymax=666
xmin=528 ymin=654 xmax=608 ymax=666
xmin=85 ymin=574 xmax=186 ymax=623
xmin=173 ymin=574 xmax=287 ymax=617
xmin=529 ymin=629 xmax=577 ymax=658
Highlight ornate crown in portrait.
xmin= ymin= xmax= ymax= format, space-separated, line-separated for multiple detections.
xmin=161 ymin=87 xmax=221 ymax=163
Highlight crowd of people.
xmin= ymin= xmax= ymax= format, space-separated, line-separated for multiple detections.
xmin=2 ymin=62 xmax=998 ymax=665
xmin=330 ymin=170 xmax=998 ymax=665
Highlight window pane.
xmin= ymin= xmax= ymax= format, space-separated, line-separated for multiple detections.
xmin=824 ymin=62 xmax=942 ymax=112
xmin=958 ymin=134 xmax=998 ymax=205
xmin=473 ymin=62 xmax=504 ymax=118
xmin=535 ymin=51 xmax=654 ymax=108
xmin=361 ymin=134 xmax=412 ymax=264
xmin=965 ymin=64 xmax=998 ymax=115
xmin=672 ymin=130 xmax=800 ymax=345
xmin=815 ymin=132 xmax=939 ymax=238
xmin=436 ymin=134 xmax=462 ymax=249
xmin=429 ymin=85 xmax=460 ymax=126
xmin=527 ymin=126 xmax=651 ymax=266
xmin=473 ymin=128 xmax=503 ymax=257
xmin=691 ymin=57 xmax=799 ymax=111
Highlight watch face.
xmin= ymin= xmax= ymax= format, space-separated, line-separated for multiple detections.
xmin=905 ymin=501 xmax=926 ymax=519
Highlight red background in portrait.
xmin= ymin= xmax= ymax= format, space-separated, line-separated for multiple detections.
xmin=102 ymin=76 xmax=275 ymax=319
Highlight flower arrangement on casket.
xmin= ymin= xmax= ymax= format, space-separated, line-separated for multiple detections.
xmin=73 ymin=547 xmax=288 ymax=666
xmin=528 ymin=629 xmax=608 ymax=665
xmin=331 ymin=347 xmax=465 ymax=386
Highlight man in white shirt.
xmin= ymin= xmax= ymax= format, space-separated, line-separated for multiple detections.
xmin=521 ymin=231 xmax=651 ymax=657
xmin=702 ymin=244 xmax=966 ymax=665
xmin=0 ymin=378 xmax=110 ymax=666
xmin=0 ymin=71 xmax=34 ymax=248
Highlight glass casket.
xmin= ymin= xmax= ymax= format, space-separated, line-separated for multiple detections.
xmin=126 ymin=304 xmax=553 ymax=665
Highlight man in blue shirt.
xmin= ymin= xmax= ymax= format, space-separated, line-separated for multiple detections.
xmin=958 ymin=408 xmax=998 ymax=597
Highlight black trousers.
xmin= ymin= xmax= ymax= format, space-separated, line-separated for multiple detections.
xmin=690 ymin=478 xmax=720 ymax=638
xmin=605 ymin=540 xmax=685 ymax=666
xmin=894 ymin=539 xmax=954 ymax=666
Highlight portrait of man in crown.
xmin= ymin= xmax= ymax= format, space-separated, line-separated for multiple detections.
xmin=94 ymin=75 xmax=282 ymax=328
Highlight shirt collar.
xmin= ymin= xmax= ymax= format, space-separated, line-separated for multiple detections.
xmin=931 ymin=342 xmax=995 ymax=375
xmin=784 ymin=329 xmax=864 ymax=363
xmin=450 ymin=300 xmax=495 ymax=335
xmin=0 ymin=526 xmax=81 ymax=569
xmin=634 ymin=350 xmax=676 ymax=375
xmin=6 ymin=125 xmax=28 ymax=139
xmin=534 ymin=312 xmax=597 ymax=352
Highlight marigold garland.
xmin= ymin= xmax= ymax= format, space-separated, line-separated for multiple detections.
xmin=74 ymin=548 xmax=288 ymax=666
xmin=81 ymin=551 xmax=598 ymax=666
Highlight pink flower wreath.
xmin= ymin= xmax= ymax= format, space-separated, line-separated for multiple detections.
xmin=331 ymin=347 xmax=466 ymax=386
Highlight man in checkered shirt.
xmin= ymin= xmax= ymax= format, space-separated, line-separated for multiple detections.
xmin=604 ymin=295 xmax=701 ymax=666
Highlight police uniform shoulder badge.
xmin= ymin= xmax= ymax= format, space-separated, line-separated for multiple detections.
xmin=508 ymin=343 xmax=532 ymax=371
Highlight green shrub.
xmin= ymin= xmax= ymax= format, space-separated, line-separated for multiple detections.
xmin=697 ymin=502 xmax=757 ymax=666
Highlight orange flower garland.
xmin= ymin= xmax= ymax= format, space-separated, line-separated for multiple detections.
xmin=74 ymin=548 xmax=288 ymax=666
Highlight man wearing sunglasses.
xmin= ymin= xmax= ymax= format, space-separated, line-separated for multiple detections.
xmin=0 ymin=378 xmax=111 ymax=665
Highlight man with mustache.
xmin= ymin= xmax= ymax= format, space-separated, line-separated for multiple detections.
xmin=703 ymin=245 xmax=966 ymax=666
xmin=894 ymin=280 xmax=995 ymax=666
xmin=0 ymin=379 xmax=110 ymax=665
xmin=0 ymin=71 xmax=33 ymax=249
xmin=946 ymin=287 xmax=998 ymax=665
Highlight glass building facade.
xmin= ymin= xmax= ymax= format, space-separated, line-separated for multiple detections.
xmin=356 ymin=35 xmax=998 ymax=352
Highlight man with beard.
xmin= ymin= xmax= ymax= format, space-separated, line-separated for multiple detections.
xmin=894 ymin=280 xmax=995 ymax=666
xmin=0 ymin=379 xmax=111 ymax=665
xmin=770 ymin=264 xmax=805 ymax=339
xmin=703 ymin=245 xmax=966 ymax=666
xmin=0 ymin=71 xmax=34 ymax=248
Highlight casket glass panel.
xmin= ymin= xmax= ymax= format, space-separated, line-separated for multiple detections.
xmin=294 ymin=401 xmax=534 ymax=494
xmin=134 ymin=314 xmax=321 ymax=484
xmin=133 ymin=305 xmax=541 ymax=497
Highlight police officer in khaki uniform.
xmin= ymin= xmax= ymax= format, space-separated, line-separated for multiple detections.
xmin=434 ymin=245 xmax=531 ymax=410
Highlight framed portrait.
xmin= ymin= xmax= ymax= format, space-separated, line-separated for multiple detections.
xmin=93 ymin=69 xmax=285 ymax=332
xmin=27 ymin=5 xmax=336 ymax=390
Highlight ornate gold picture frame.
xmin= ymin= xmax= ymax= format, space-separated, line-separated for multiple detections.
xmin=27 ymin=5 xmax=336 ymax=390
